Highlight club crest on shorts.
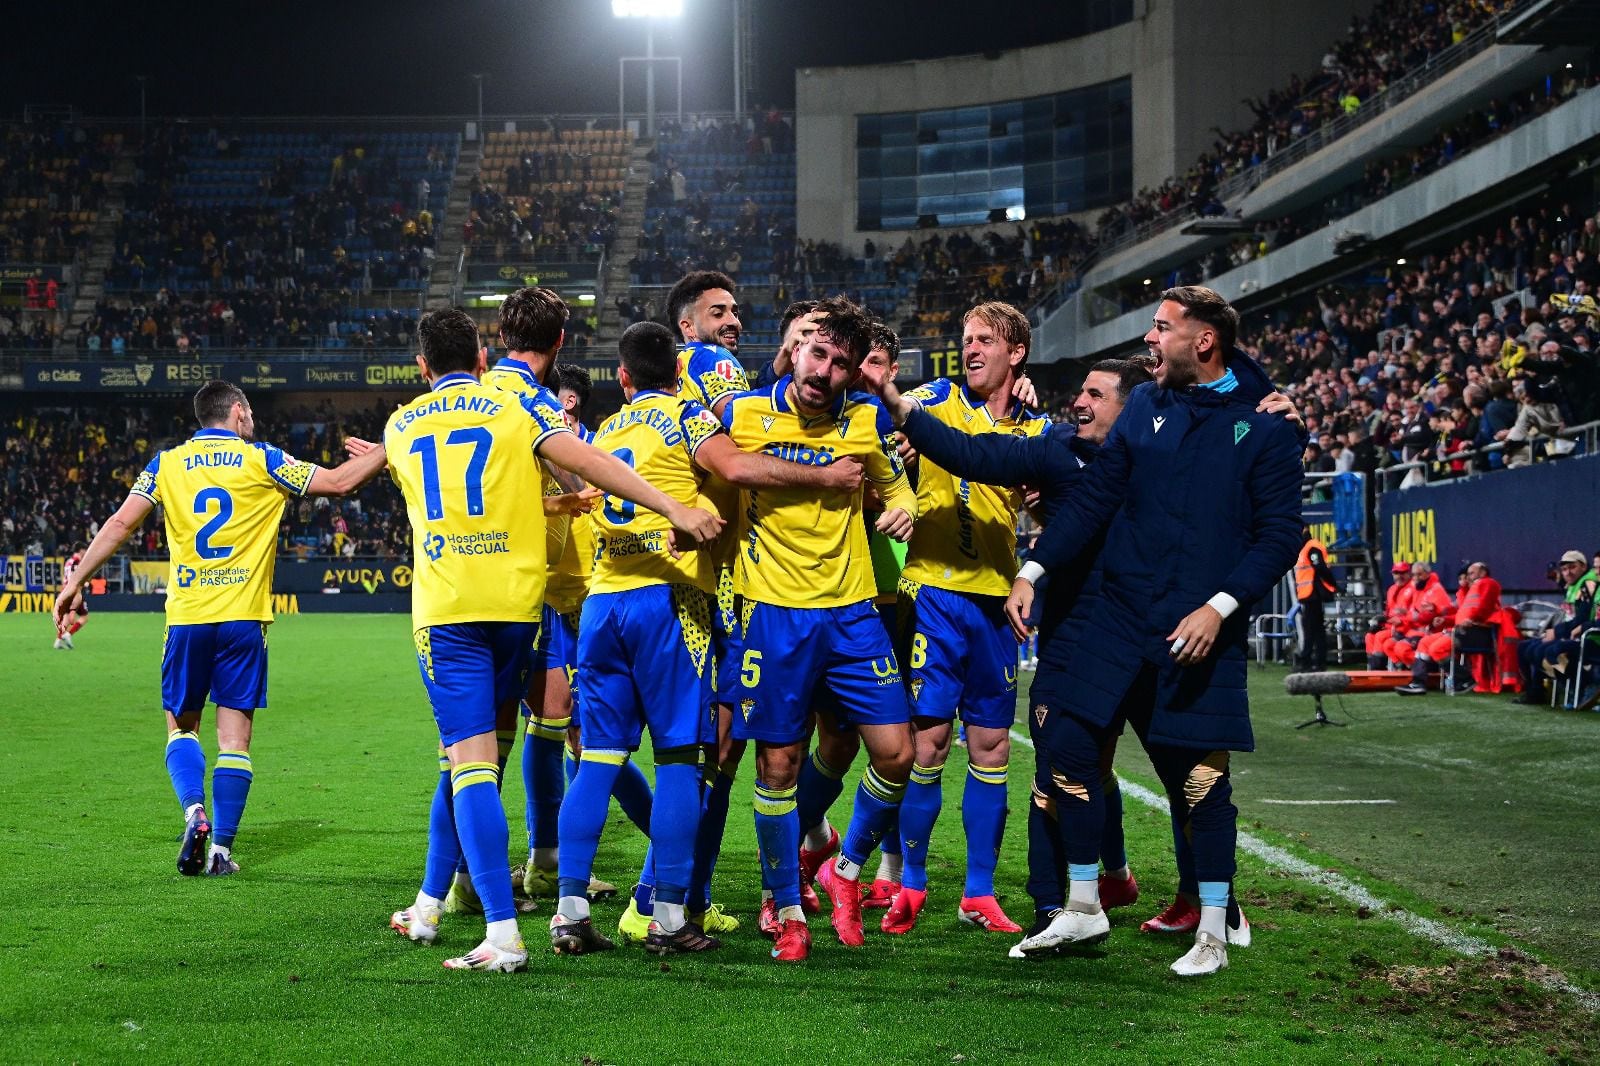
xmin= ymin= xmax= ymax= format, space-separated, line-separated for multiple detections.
xmin=910 ymin=678 xmax=924 ymax=702
xmin=740 ymin=697 xmax=756 ymax=722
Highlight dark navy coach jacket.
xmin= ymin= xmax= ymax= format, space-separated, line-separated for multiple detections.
xmin=1023 ymin=351 xmax=1303 ymax=751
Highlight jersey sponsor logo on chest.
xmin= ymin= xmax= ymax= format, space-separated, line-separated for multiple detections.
xmin=760 ymin=440 xmax=838 ymax=466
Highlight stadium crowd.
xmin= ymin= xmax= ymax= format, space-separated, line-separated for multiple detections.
xmin=76 ymin=290 xmax=419 ymax=353
xmin=0 ymin=121 xmax=113 ymax=264
xmin=0 ymin=401 xmax=409 ymax=559
xmin=463 ymin=178 xmax=620 ymax=265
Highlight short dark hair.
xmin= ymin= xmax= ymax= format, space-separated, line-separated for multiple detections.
xmin=619 ymin=321 xmax=680 ymax=392
xmin=666 ymin=270 xmax=737 ymax=336
xmin=810 ymin=294 xmax=873 ymax=364
xmin=194 ymin=380 xmax=247 ymax=427
xmin=418 ymin=308 xmax=482 ymax=376
xmin=780 ymin=299 xmax=820 ymax=339
xmin=554 ymin=362 xmax=592 ymax=413
xmin=868 ymin=320 xmax=900 ymax=363
xmin=1090 ymin=358 xmax=1155 ymax=402
xmin=498 ymin=286 xmax=569 ymax=354
xmin=1158 ymin=285 xmax=1239 ymax=353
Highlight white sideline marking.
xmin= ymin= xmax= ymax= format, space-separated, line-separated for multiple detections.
xmin=1257 ymin=799 xmax=1397 ymax=806
xmin=1008 ymin=729 xmax=1598 ymax=1010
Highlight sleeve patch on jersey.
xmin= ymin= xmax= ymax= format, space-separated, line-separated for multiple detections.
xmin=680 ymin=402 xmax=726 ymax=456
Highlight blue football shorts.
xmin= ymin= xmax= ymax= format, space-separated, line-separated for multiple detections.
xmin=577 ymin=583 xmax=715 ymax=752
xmin=161 ymin=620 xmax=269 ymax=716
xmin=900 ymin=579 xmax=1019 ymax=729
xmin=415 ymin=621 xmax=536 ymax=747
xmin=730 ymin=599 xmax=910 ymax=745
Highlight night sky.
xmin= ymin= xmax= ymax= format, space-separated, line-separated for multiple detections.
xmin=5 ymin=1 xmax=1102 ymax=119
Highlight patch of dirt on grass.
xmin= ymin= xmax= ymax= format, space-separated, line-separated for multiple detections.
xmin=1352 ymin=947 xmax=1598 ymax=1062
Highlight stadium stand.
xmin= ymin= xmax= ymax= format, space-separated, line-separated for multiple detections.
xmin=466 ymin=127 xmax=631 ymax=263
xmin=0 ymin=122 xmax=114 ymax=265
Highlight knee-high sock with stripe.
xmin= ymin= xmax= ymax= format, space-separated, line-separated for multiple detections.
xmin=522 ymin=703 xmax=568 ymax=858
xmin=753 ymin=780 xmax=801 ymax=910
xmin=839 ymin=765 xmax=907 ymax=874
xmin=211 ymin=750 xmax=253 ymax=849
xmin=422 ymin=750 xmax=461 ymax=900
xmin=648 ymin=759 xmax=702 ymax=912
xmin=796 ymin=749 xmax=847 ymax=837
xmin=962 ymin=762 xmax=1008 ymax=897
xmin=164 ymin=729 xmax=207 ymax=813
xmin=556 ymin=750 xmax=623 ymax=909
xmin=689 ymin=765 xmax=735 ymax=910
xmin=451 ymin=761 xmax=514 ymax=923
xmin=897 ymin=761 xmax=944 ymax=891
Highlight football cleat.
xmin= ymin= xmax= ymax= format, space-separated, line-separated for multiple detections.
xmin=443 ymin=935 xmax=528 ymax=973
xmin=958 ymin=895 xmax=1023 ymax=933
xmin=862 ymin=878 xmax=900 ymax=909
xmin=1227 ymin=909 xmax=1253 ymax=948
xmin=688 ymin=903 xmax=740 ymax=935
xmin=1015 ymin=905 xmax=1110 ymax=954
xmin=177 ymin=807 xmax=211 ymax=877
xmin=549 ymin=914 xmax=616 ymax=955
xmin=390 ymin=904 xmax=442 ymax=945
xmin=53 ymin=637 xmax=65 ymax=650
xmin=816 ymin=862 xmax=866 ymax=947
xmin=799 ymin=880 xmax=821 ymax=914
xmin=1140 ymin=896 xmax=1199 ymax=935
xmin=61 ymin=632 xmax=74 ymax=650
xmin=881 ymin=886 xmax=926 ymax=935
xmin=1393 ymin=683 xmax=1428 ymax=696
xmin=645 ymin=921 xmax=722 ymax=955
xmin=444 ymin=878 xmax=483 ymax=916
xmin=770 ymin=919 xmax=811 ymax=962
xmin=204 ymin=851 xmax=240 ymax=877
xmin=1170 ymin=931 xmax=1228 ymax=976
xmin=617 ymin=898 xmax=653 ymax=944
xmin=1010 ymin=910 xmax=1063 ymax=959
xmin=587 ymin=877 xmax=619 ymax=901
xmin=518 ymin=863 xmax=559 ymax=898
xmin=798 ymin=826 xmax=840 ymax=888
xmin=1099 ymin=871 xmax=1140 ymax=910
xmin=757 ymin=897 xmax=782 ymax=939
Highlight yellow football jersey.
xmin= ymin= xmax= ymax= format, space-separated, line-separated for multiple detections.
xmin=545 ymin=424 xmax=596 ymax=614
xmin=384 ymin=372 xmax=571 ymax=629
xmin=484 ymin=356 xmax=571 ymax=591
xmin=130 ymin=428 xmax=315 ymax=625
xmin=589 ymin=391 xmax=724 ymax=594
xmin=720 ymin=378 xmax=916 ymax=609
xmin=676 ymin=341 xmax=748 ymax=411
xmin=901 ymin=379 xmax=1052 ymax=597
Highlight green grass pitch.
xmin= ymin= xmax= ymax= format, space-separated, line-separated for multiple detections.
xmin=3 ymin=613 xmax=1597 ymax=1063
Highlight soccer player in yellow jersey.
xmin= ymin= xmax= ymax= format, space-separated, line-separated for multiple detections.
xmin=720 ymin=295 xmax=918 ymax=961
xmin=53 ymin=380 xmax=388 ymax=878
xmin=870 ymin=301 xmax=1050 ymax=936
xmin=666 ymin=269 xmax=752 ymax=937
xmin=551 ymin=321 xmax=862 ymax=955
xmin=384 ymin=309 xmax=721 ymax=973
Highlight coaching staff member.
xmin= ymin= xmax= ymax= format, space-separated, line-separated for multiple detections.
xmin=1003 ymin=285 xmax=1303 ymax=976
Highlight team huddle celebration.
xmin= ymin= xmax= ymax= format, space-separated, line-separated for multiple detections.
xmin=53 ymin=270 xmax=1303 ymax=977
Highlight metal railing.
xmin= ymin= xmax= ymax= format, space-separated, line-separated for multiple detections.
xmin=1305 ymin=418 xmax=1600 ymax=497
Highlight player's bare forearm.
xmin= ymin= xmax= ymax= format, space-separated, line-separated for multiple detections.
xmin=710 ymin=445 xmax=864 ymax=494
xmin=541 ymin=432 xmax=711 ymax=532
xmin=55 ymin=497 xmax=150 ymax=625
xmin=307 ymin=443 xmax=388 ymax=496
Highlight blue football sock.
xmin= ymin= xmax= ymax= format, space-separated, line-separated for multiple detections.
xmin=1099 ymin=768 xmax=1127 ymax=872
xmin=841 ymin=765 xmax=907 ymax=868
xmin=796 ymin=749 xmax=847 ymax=838
xmin=879 ymin=807 xmax=903 ymax=856
xmin=649 ymin=762 xmax=701 ymax=906
xmin=522 ymin=703 xmax=567 ymax=855
xmin=897 ymin=761 xmax=944 ymax=891
xmin=962 ymin=762 xmax=1008 ymax=898
xmin=451 ymin=762 xmax=514 ymax=923
xmin=556 ymin=750 xmax=623 ymax=904
xmin=210 ymin=750 xmax=253 ymax=849
xmin=634 ymin=856 xmax=656 ymax=917
xmin=689 ymin=767 xmax=734 ymax=910
xmin=421 ymin=759 xmax=460 ymax=900
xmin=164 ymin=729 xmax=206 ymax=812
xmin=753 ymin=780 xmax=801 ymax=909
xmin=612 ymin=758 xmax=654 ymax=837
xmin=563 ymin=743 xmax=579 ymax=788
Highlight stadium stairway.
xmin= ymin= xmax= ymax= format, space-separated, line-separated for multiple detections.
xmin=65 ymin=150 xmax=140 ymax=341
xmin=596 ymin=140 xmax=656 ymax=343
xmin=427 ymin=142 xmax=479 ymax=311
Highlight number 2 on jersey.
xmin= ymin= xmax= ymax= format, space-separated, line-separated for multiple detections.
xmin=193 ymin=487 xmax=234 ymax=559
xmin=409 ymin=428 xmax=493 ymax=521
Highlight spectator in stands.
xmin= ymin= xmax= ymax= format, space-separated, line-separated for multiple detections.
xmin=1516 ymin=550 xmax=1599 ymax=706
xmin=1498 ymin=374 xmax=1565 ymax=469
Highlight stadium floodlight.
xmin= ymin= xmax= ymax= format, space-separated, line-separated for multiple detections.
xmin=612 ymin=0 xmax=682 ymax=16
xmin=1005 ymin=205 xmax=1026 ymax=222
xmin=614 ymin=0 xmax=683 ymax=137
